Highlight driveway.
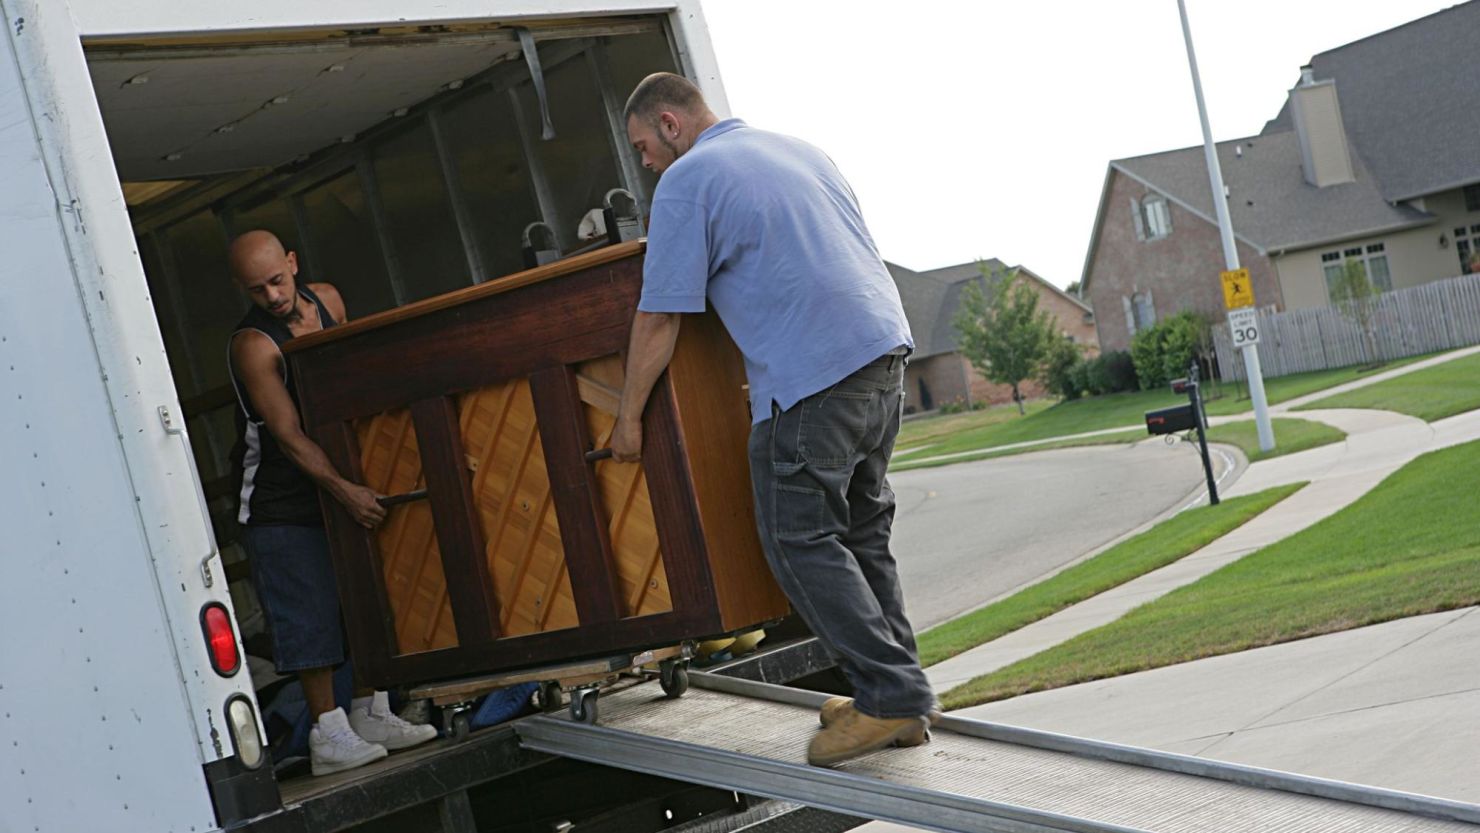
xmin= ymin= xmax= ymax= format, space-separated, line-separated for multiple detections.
xmin=889 ymin=440 xmax=1215 ymax=629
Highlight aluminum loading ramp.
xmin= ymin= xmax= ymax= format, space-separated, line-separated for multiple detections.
xmin=517 ymin=673 xmax=1480 ymax=833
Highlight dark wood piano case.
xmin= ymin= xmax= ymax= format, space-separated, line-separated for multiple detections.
xmin=285 ymin=240 xmax=789 ymax=687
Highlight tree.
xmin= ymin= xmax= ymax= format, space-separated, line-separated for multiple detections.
xmin=1330 ymin=258 xmax=1381 ymax=366
xmin=953 ymin=266 xmax=1057 ymax=415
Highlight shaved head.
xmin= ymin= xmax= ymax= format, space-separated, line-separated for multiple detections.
xmin=228 ymin=229 xmax=288 ymax=283
xmin=623 ymin=72 xmax=708 ymax=126
xmin=229 ymin=229 xmax=302 ymax=321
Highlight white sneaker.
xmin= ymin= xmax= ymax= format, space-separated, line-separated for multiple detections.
xmin=349 ymin=691 xmax=439 ymax=751
xmin=309 ymin=707 xmax=388 ymax=776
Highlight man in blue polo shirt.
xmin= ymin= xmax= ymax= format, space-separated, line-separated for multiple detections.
xmin=610 ymin=72 xmax=935 ymax=767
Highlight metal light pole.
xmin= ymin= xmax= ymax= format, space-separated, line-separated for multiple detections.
xmin=1176 ymin=0 xmax=1275 ymax=452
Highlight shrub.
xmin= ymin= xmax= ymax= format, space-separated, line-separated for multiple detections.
xmin=1130 ymin=326 xmax=1169 ymax=390
xmin=1100 ymin=350 xmax=1139 ymax=393
xmin=1130 ymin=313 xmax=1205 ymax=390
xmin=1083 ymin=355 xmax=1110 ymax=395
xmin=1159 ymin=312 xmax=1208 ymax=383
xmin=1070 ymin=358 xmax=1095 ymax=396
xmin=1082 ymin=350 xmax=1138 ymax=395
xmin=1039 ymin=334 xmax=1085 ymax=400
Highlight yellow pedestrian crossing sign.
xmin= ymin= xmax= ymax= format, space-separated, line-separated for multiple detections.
xmin=1221 ymin=268 xmax=1254 ymax=309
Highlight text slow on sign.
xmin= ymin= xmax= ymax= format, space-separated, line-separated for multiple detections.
xmin=1221 ymin=268 xmax=1254 ymax=309
xmin=1229 ymin=307 xmax=1260 ymax=347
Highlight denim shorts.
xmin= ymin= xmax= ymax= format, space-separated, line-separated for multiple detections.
xmin=240 ymin=523 xmax=346 ymax=674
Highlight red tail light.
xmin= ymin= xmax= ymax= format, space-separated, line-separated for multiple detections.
xmin=200 ymin=603 xmax=241 ymax=677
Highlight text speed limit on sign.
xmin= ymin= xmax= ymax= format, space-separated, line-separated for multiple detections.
xmin=1229 ymin=307 xmax=1260 ymax=347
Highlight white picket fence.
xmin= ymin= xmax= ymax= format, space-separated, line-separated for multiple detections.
xmin=1212 ymin=272 xmax=1480 ymax=380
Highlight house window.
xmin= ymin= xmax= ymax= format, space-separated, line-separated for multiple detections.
xmin=1454 ymin=223 xmax=1480 ymax=274
xmin=1122 ymin=290 xmax=1156 ymax=335
xmin=1144 ymin=197 xmax=1171 ymax=238
xmin=1464 ymin=183 xmax=1480 ymax=212
xmin=1322 ymin=242 xmax=1393 ymax=300
xmin=1131 ymin=195 xmax=1172 ymax=241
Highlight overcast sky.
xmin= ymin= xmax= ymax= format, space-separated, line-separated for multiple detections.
xmin=698 ymin=0 xmax=1458 ymax=288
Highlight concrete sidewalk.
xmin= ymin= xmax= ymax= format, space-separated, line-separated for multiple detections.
xmin=860 ymin=610 xmax=1479 ymax=833
xmin=956 ymin=607 xmax=1480 ymax=801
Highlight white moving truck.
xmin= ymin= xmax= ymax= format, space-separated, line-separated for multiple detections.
xmin=0 ymin=3 xmax=748 ymax=830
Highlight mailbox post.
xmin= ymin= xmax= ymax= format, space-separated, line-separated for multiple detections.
xmin=1145 ymin=362 xmax=1220 ymax=505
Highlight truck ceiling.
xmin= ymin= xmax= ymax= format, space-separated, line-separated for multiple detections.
xmin=66 ymin=0 xmax=684 ymax=41
xmin=85 ymin=19 xmax=659 ymax=181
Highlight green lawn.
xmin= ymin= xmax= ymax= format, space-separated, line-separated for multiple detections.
xmin=917 ymin=483 xmax=1305 ymax=668
xmin=1201 ymin=354 xmax=1425 ymax=416
xmin=897 ymin=399 xmax=1053 ymax=454
xmin=1294 ymin=351 xmax=1480 ymax=421
xmin=894 ymin=390 xmax=1184 ymax=462
xmin=1203 ymin=417 xmax=1347 ymax=462
xmin=892 ymin=430 xmax=1144 ymax=472
xmin=941 ymin=440 xmax=1480 ymax=709
xmin=896 ymin=359 xmax=1422 ymax=465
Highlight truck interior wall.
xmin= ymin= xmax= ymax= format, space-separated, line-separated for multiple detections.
xmin=108 ymin=24 xmax=680 ymax=681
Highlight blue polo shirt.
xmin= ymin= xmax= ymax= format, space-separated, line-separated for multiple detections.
xmin=638 ymin=119 xmax=912 ymax=422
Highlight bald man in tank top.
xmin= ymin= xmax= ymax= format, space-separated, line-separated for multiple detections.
xmin=227 ymin=230 xmax=435 ymax=775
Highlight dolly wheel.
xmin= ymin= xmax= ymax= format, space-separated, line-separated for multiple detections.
xmin=659 ymin=660 xmax=689 ymax=699
xmin=570 ymin=689 xmax=599 ymax=724
xmin=536 ymin=681 xmax=564 ymax=713
xmin=451 ymin=712 xmax=470 ymax=742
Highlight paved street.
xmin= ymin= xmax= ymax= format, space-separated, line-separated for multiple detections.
xmin=889 ymin=439 xmax=1216 ymax=629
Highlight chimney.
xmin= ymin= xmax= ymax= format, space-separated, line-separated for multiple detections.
xmin=1289 ymin=64 xmax=1354 ymax=187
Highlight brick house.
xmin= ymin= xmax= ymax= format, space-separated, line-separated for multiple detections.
xmin=1082 ymin=2 xmax=1480 ymax=354
xmin=887 ymin=260 xmax=1095 ymax=413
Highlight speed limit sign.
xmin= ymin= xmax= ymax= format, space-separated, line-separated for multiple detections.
xmin=1229 ymin=307 xmax=1260 ymax=347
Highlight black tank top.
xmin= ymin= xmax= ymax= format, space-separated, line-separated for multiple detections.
xmin=228 ymin=285 xmax=338 ymax=527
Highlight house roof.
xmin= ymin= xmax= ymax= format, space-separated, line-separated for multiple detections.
xmin=887 ymin=260 xmax=1089 ymax=359
xmin=1262 ymin=1 xmax=1480 ymax=202
xmin=1113 ymin=132 xmax=1433 ymax=254
xmin=1080 ymin=2 xmax=1479 ymax=295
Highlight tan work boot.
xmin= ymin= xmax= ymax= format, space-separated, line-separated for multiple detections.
xmin=819 ymin=696 xmax=854 ymax=728
xmin=820 ymin=696 xmax=941 ymax=734
xmin=807 ymin=708 xmax=929 ymax=767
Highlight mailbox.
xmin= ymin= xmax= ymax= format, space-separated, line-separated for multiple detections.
xmin=1146 ymin=403 xmax=1199 ymax=435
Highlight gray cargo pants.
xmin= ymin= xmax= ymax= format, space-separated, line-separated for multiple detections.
xmin=747 ymin=351 xmax=935 ymax=719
